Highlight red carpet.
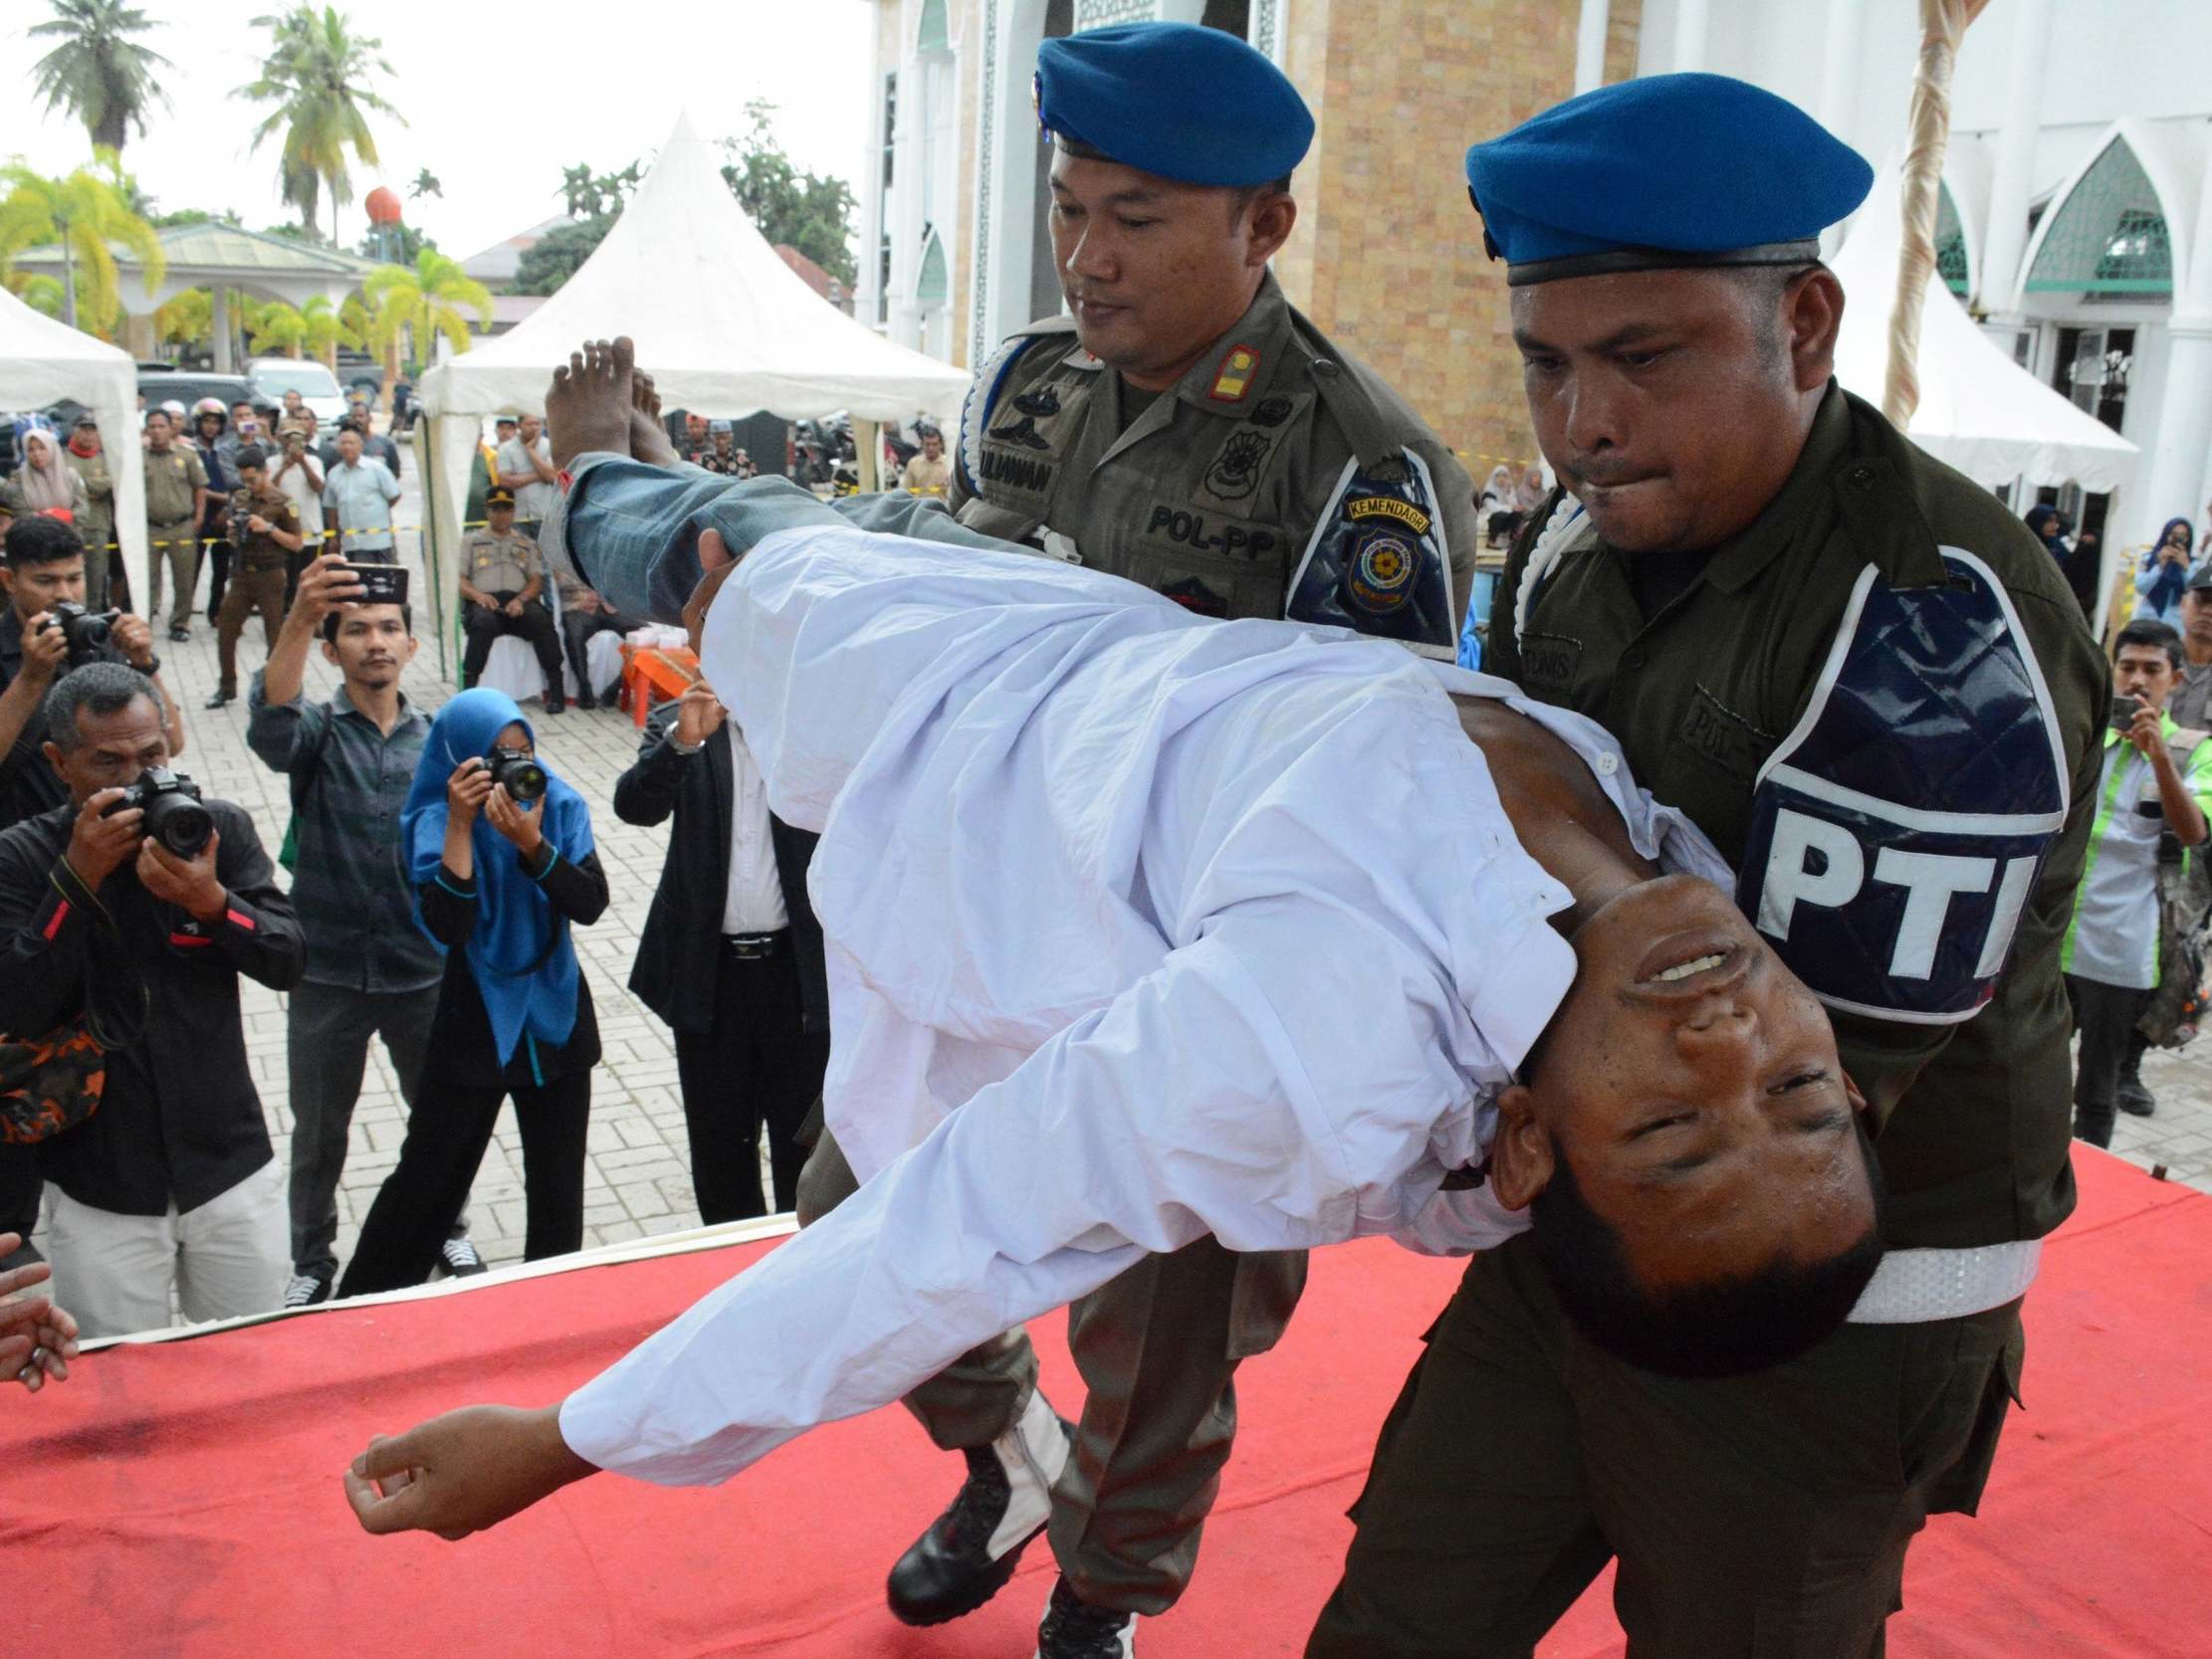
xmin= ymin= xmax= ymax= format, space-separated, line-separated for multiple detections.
xmin=5 ymin=1147 xmax=2208 ymax=1657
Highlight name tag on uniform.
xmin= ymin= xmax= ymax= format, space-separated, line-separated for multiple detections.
xmin=1738 ymin=549 xmax=2068 ymax=1024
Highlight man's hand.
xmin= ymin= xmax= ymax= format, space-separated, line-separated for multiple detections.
xmin=66 ymin=787 xmax=141 ymax=890
xmin=111 ymin=613 xmax=156 ymax=671
xmin=673 ymin=682 xmax=726 ymax=746
xmin=0 ymin=1236 xmax=80 ymax=1392
xmin=15 ymin=613 xmax=69 ymax=688
xmin=2127 ymin=702 xmax=2168 ymax=760
xmin=137 ymin=827 xmax=226 ymax=922
xmin=484 ymin=785 xmax=545 ymax=857
xmin=501 ymin=597 xmax=524 ymax=619
xmin=569 ymin=588 xmax=603 ymax=615
xmin=344 ymin=1404 xmax=597 ymax=1540
xmin=288 ymin=554 xmax=368 ymax=633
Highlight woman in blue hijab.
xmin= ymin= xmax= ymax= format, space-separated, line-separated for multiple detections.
xmin=2133 ymin=517 xmax=2196 ymax=625
xmin=340 ymin=688 xmax=607 ymax=1296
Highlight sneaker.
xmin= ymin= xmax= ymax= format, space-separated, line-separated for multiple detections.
xmin=439 ymin=1236 xmax=490 ymax=1277
xmin=1034 ymin=1577 xmax=1137 ymax=1659
xmin=888 ymin=1389 xmax=1074 ymax=1626
xmin=167 ymin=625 xmax=190 ymax=643
xmin=284 ymin=1271 xmax=332 ymax=1309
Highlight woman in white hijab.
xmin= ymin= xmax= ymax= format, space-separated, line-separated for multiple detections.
xmin=3 ymin=423 xmax=91 ymax=525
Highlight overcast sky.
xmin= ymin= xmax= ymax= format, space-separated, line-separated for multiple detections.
xmin=5 ymin=1 xmax=876 ymax=261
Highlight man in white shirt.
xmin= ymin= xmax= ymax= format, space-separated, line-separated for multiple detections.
xmin=497 ymin=413 xmax=559 ymax=543
xmin=320 ymin=429 xmax=400 ymax=559
xmin=343 ymin=522 xmax=1886 ymax=1652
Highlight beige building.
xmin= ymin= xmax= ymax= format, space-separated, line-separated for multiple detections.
xmin=859 ymin=0 xmax=1643 ymax=476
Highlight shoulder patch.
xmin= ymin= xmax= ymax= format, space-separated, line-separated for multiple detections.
xmin=959 ymin=332 xmax=1053 ymax=499
xmin=1285 ymin=451 xmax=1456 ymax=657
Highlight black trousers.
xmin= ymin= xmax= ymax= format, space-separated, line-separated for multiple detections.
xmin=198 ymin=531 xmax=231 ymax=620
xmin=337 ymin=1067 xmax=590 ymax=1297
xmin=2067 ymin=972 xmax=2148 ymax=1148
xmin=460 ymin=592 xmax=564 ymax=693
xmin=0 ymin=1143 xmax=41 ymax=1269
xmin=559 ymin=607 xmax=639 ymax=706
xmin=673 ymin=941 xmax=827 ymax=1221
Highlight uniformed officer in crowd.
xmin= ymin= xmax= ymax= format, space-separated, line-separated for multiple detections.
xmin=205 ymin=447 xmax=305 ymax=710
xmin=141 ymin=407 xmax=209 ymax=642
xmin=746 ymin=24 xmax=1480 ymax=1657
xmin=457 ymin=486 xmax=566 ymax=712
xmin=1307 ymin=74 xmax=2109 ymax=1657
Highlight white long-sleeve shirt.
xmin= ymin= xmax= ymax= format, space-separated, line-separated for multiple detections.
xmin=558 ymin=527 xmax=1728 ymax=1485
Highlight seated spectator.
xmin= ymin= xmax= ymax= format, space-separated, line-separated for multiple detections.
xmin=2065 ymin=619 xmax=2212 ymax=1148
xmin=205 ymin=448 xmax=305 ymax=710
xmin=551 ymin=568 xmax=639 ymax=712
xmin=900 ymin=426 xmax=952 ymax=496
xmin=1477 ymin=462 xmax=1516 ymax=547
xmin=458 ymin=488 xmax=565 ymax=712
xmin=338 ymin=689 xmax=607 ymax=1296
xmin=0 ymin=664 xmax=302 ymax=1338
xmin=697 ymin=420 xmax=743 ymax=477
xmin=614 ymin=681 xmax=827 ymax=1221
xmin=2133 ymin=518 xmax=2196 ymax=626
xmin=248 ymin=555 xmax=485 ymax=1306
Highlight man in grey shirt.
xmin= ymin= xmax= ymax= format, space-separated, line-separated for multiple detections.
xmin=321 ymin=428 xmax=401 ymax=559
xmin=498 ymin=413 xmax=559 ymax=543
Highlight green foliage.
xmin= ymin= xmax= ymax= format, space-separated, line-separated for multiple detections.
xmin=259 ymin=221 xmax=321 ymax=242
xmin=8 ymin=272 xmax=72 ymax=319
xmin=409 ymin=167 xmax=441 ymax=200
xmin=364 ymin=248 xmax=493 ymax=375
xmin=510 ymin=215 xmax=614 ymax=297
xmin=720 ymin=101 xmax=856 ymax=288
xmin=149 ymin=206 xmax=239 ymax=229
xmin=0 ymin=150 xmax=166 ymax=333
xmin=356 ymin=220 xmax=435 ymax=264
xmin=558 ymin=162 xmax=642 ymax=221
xmin=29 ymin=0 xmax=174 ymax=154
xmin=235 ymin=5 xmax=404 ymax=244
xmin=154 ymin=287 xmax=212 ymax=348
xmin=246 ymin=298 xmax=309 ymax=357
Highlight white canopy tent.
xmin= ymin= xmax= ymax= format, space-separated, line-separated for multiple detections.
xmin=0 ymin=284 xmax=146 ymax=578
xmin=1833 ymin=163 xmax=2139 ymax=496
xmin=414 ymin=112 xmax=971 ymax=660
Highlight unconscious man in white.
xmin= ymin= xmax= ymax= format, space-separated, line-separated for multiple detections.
xmin=342 ymin=519 xmax=1885 ymax=1568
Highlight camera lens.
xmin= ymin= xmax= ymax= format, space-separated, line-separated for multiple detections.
xmin=142 ymin=791 xmax=213 ymax=857
xmin=489 ymin=750 xmax=548 ymax=804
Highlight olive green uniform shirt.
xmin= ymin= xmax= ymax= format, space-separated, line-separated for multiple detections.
xmin=946 ymin=273 xmax=1478 ymax=628
xmin=462 ymin=527 xmax=544 ymax=597
xmin=143 ymin=444 xmax=207 ymax=528
xmin=63 ymin=448 xmax=113 ymax=552
xmin=1487 ymin=387 xmax=2108 ymax=1251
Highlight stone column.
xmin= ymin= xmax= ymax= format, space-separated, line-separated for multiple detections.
xmin=211 ymin=284 xmax=233 ymax=373
xmin=1979 ymin=0 xmax=2053 ymax=313
xmin=1575 ymin=0 xmax=1612 ymax=94
xmin=2135 ymin=318 xmax=2212 ymax=562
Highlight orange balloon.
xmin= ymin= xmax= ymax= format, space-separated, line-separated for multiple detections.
xmin=364 ymin=186 xmax=403 ymax=226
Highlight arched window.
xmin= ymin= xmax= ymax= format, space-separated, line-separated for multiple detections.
xmin=2026 ymin=139 xmax=2173 ymax=299
xmin=1935 ymin=183 xmax=1969 ymax=298
xmin=917 ymin=231 xmax=949 ymax=306
xmin=917 ymin=0 xmax=949 ymax=54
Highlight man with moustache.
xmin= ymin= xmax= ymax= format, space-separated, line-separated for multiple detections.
xmin=1307 ymin=74 xmax=2108 ymax=1656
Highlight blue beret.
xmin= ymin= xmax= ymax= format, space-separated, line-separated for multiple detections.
xmin=1465 ymin=74 xmax=1872 ymax=286
xmin=1034 ymin=23 xmax=1313 ymax=190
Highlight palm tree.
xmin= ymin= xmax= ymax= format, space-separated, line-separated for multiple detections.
xmin=409 ymin=167 xmax=442 ymax=201
xmin=246 ymin=299 xmax=310 ymax=358
xmin=363 ymin=248 xmax=492 ymax=380
xmin=29 ymin=0 xmax=174 ymax=155
xmin=7 ymin=273 xmax=72 ymax=320
xmin=301 ymin=293 xmax=359 ymax=370
xmin=154 ymin=287 xmax=212 ymax=352
xmin=235 ymin=6 xmax=405 ymax=246
xmin=0 ymin=152 xmax=165 ymax=333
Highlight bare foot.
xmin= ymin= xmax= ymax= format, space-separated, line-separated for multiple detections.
xmin=546 ymin=338 xmax=631 ymax=472
xmin=628 ymin=371 xmax=683 ymax=468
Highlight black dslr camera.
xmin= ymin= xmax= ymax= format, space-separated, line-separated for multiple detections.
xmin=483 ymin=745 xmax=548 ymax=804
xmin=38 ymin=600 xmax=122 ymax=669
xmin=108 ymin=767 xmax=214 ymax=857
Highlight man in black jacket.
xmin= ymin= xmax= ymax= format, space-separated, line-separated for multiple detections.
xmin=614 ymin=679 xmax=827 ymax=1221
xmin=0 ymin=663 xmax=302 ymax=1338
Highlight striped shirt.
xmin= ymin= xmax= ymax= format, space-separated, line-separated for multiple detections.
xmin=246 ymin=678 xmax=444 ymax=991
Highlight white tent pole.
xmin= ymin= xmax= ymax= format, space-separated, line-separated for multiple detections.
xmin=857 ymin=420 xmax=880 ymax=494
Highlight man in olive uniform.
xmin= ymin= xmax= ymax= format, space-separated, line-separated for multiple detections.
xmin=63 ymin=415 xmax=118 ymax=610
xmin=206 ymin=448 xmax=305 ymax=709
xmin=1308 ymin=75 xmax=2109 ymax=1657
xmin=142 ymin=408 xmax=208 ymax=641
xmin=530 ymin=27 xmax=1477 ymax=1656
xmin=458 ymin=486 xmax=565 ymax=712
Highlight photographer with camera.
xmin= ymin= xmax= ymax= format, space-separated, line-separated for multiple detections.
xmin=0 ymin=663 xmax=301 ymax=1338
xmin=249 ymin=554 xmax=486 ymax=1306
xmin=0 ymin=516 xmax=184 ymax=832
xmin=204 ymin=448 xmax=305 ymax=711
xmin=2063 ymin=619 xmax=2212 ymax=1149
xmin=337 ymin=688 xmax=606 ymax=1297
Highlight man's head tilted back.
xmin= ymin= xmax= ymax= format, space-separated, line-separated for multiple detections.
xmin=1491 ymin=875 xmax=1883 ymax=1378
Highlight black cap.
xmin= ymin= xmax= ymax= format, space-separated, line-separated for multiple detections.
xmin=2188 ymin=563 xmax=2212 ymax=595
